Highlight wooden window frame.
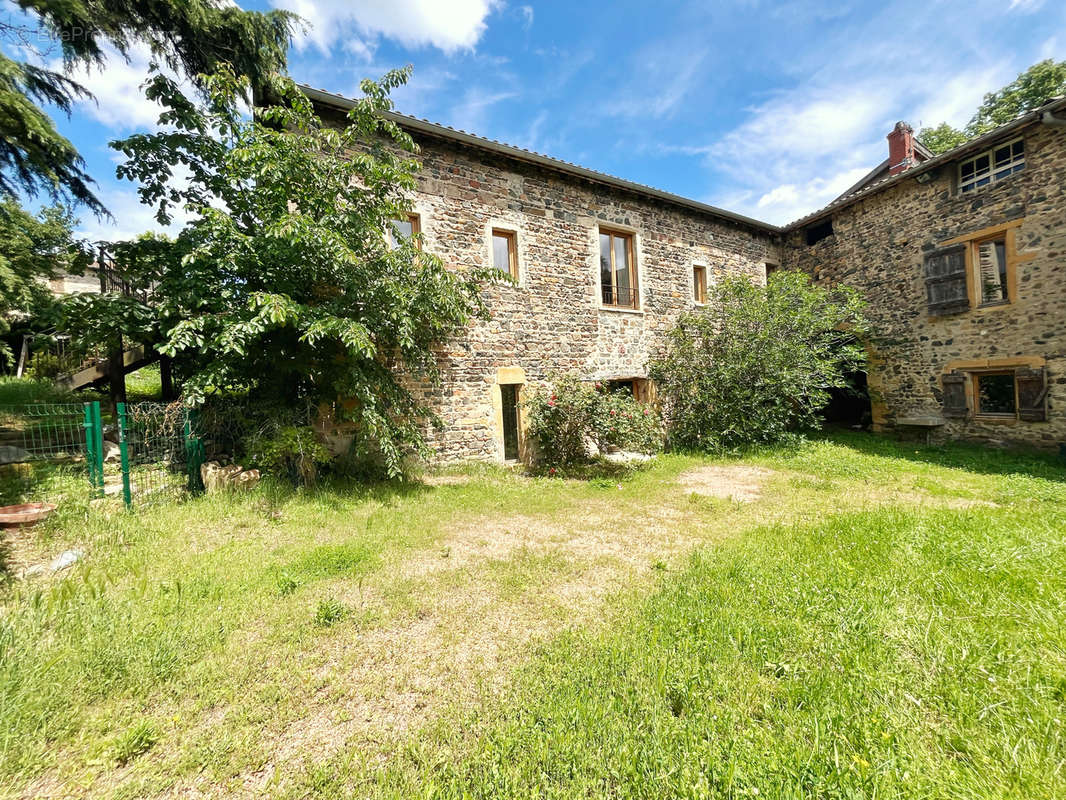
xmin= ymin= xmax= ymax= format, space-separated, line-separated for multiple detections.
xmin=971 ymin=234 xmax=1009 ymax=308
xmin=491 ymin=228 xmax=519 ymax=280
xmin=388 ymin=213 xmax=421 ymax=250
xmin=941 ymin=358 xmax=1049 ymax=423
xmin=936 ymin=219 xmax=1034 ymax=312
xmin=972 ymin=370 xmax=1018 ymax=419
xmin=959 ymin=137 xmax=1024 ymax=194
xmin=693 ymin=265 xmax=707 ymax=304
xmin=598 ymin=227 xmax=639 ymax=310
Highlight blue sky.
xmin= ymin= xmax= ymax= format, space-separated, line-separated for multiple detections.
xmin=12 ymin=0 xmax=1066 ymax=238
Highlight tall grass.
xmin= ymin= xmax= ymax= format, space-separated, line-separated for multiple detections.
xmin=315 ymin=503 xmax=1066 ymax=799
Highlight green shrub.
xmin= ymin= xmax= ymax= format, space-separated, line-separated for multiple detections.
xmin=246 ymin=424 xmax=331 ymax=486
xmin=525 ymin=375 xmax=663 ymax=469
xmin=590 ymin=386 xmax=663 ymax=456
xmin=649 ymin=271 xmax=867 ymax=452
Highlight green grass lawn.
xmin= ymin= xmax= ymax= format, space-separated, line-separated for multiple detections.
xmin=1 ymin=433 xmax=1065 ymax=799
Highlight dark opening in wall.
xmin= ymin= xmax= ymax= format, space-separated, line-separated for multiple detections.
xmin=805 ymin=219 xmax=835 ymax=246
xmin=822 ymin=369 xmax=872 ymax=429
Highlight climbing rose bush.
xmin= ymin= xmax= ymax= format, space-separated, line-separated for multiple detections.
xmin=525 ymin=375 xmax=663 ymax=468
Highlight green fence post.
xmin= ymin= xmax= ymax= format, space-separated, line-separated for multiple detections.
xmin=184 ymin=408 xmax=205 ymax=493
xmin=82 ymin=402 xmax=98 ymax=496
xmin=116 ymin=402 xmax=133 ymax=509
xmin=92 ymin=401 xmax=105 ymax=497
xmin=82 ymin=401 xmax=105 ymax=498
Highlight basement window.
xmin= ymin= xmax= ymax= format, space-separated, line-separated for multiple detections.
xmin=606 ymin=378 xmax=652 ymax=403
xmin=959 ymin=138 xmax=1024 ymax=193
xmin=805 ymin=219 xmax=834 ymax=246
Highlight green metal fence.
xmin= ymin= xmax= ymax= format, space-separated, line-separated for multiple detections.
xmin=0 ymin=403 xmax=93 ymax=507
xmin=0 ymin=400 xmax=204 ymax=510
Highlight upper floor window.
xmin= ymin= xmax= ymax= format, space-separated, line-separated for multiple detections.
xmin=923 ymin=219 xmax=1026 ymax=316
xmin=975 ymin=237 xmax=1008 ymax=305
xmin=599 ymin=228 xmax=638 ymax=309
xmin=692 ymin=266 xmax=707 ymax=304
xmin=492 ymin=228 xmax=518 ymax=279
xmin=959 ymin=138 xmax=1024 ymax=194
xmin=388 ymin=214 xmax=420 ymax=249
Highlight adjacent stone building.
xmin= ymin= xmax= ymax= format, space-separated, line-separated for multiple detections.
xmin=304 ymin=85 xmax=1066 ymax=459
xmin=783 ymin=97 xmax=1066 ymax=448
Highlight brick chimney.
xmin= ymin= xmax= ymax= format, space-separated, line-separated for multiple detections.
xmin=887 ymin=121 xmax=916 ymax=175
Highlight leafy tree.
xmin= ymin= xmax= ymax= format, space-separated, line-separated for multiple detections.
xmin=0 ymin=198 xmax=90 ymax=364
xmin=916 ymin=122 xmax=968 ymax=156
xmin=0 ymin=0 xmax=297 ymax=213
xmin=67 ymin=66 xmax=493 ymax=475
xmin=918 ymin=59 xmax=1066 ymax=154
xmin=648 ymin=271 xmax=867 ymax=452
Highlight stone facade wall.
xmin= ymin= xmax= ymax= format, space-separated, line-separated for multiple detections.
xmin=782 ymin=122 xmax=1066 ymax=448
xmin=387 ymin=130 xmax=777 ymax=461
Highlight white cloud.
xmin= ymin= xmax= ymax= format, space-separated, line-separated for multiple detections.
xmin=47 ymin=43 xmax=167 ymax=131
xmin=1008 ymin=0 xmax=1045 ymax=13
xmin=604 ymin=42 xmax=708 ymax=120
xmin=446 ymin=86 xmax=517 ymax=133
xmin=752 ymin=167 xmax=872 ymax=224
xmin=519 ymin=5 xmax=534 ymax=30
xmin=275 ymin=0 xmax=501 ymax=55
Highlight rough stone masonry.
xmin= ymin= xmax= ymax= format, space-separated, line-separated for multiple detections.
xmin=309 ymin=89 xmax=1066 ymax=460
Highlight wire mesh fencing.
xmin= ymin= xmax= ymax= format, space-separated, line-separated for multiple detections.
xmin=0 ymin=403 xmax=94 ymax=506
xmin=108 ymin=402 xmax=204 ymax=507
xmin=0 ymin=400 xmax=206 ymax=511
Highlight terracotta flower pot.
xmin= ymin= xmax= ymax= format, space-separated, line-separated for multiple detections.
xmin=0 ymin=502 xmax=57 ymax=527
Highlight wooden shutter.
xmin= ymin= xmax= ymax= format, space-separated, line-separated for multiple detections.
xmin=941 ymin=371 xmax=969 ymax=418
xmin=924 ymin=245 xmax=969 ymax=315
xmin=1015 ymin=367 xmax=1048 ymax=421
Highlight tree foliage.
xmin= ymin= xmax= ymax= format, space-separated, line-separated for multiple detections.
xmin=0 ymin=0 xmax=297 ymax=212
xmin=0 ymin=198 xmax=89 ymax=364
xmin=648 ymin=271 xmax=867 ymax=452
xmin=918 ymin=59 xmax=1066 ymax=154
xmin=916 ymin=122 xmax=968 ymax=156
xmin=64 ymin=66 xmax=493 ymax=475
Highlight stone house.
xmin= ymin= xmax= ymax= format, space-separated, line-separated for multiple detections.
xmin=303 ymin=85 xmax=1066 ymax=459
xmin=782 ymin=97 xmax=1066 ymax=448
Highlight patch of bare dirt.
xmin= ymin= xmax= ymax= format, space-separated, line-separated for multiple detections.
xmin=678 ymin=465 xmax=774 ymax=502
xmin=420 ymin=474 xmax=471 ymax=487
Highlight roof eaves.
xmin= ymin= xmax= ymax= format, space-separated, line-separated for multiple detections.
xmin=297 ymin=84 xmax=782 ymax=235
xmin=785 ymin=95 xmax=1066 ymax=231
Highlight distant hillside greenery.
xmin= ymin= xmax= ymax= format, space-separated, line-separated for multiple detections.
xmin=918 ymin=59 xmax=1066 ymax=154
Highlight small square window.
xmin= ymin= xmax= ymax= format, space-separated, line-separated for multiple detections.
xmin=388 ymin=214 xmax=420 ymax=249
xmin=975 ymin=372 xmax=1016 ymax=416
xmin=693 ymin=266 xmax=707 ymax=303
xmin=491 ymin=229 xmax=518 ymax=279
